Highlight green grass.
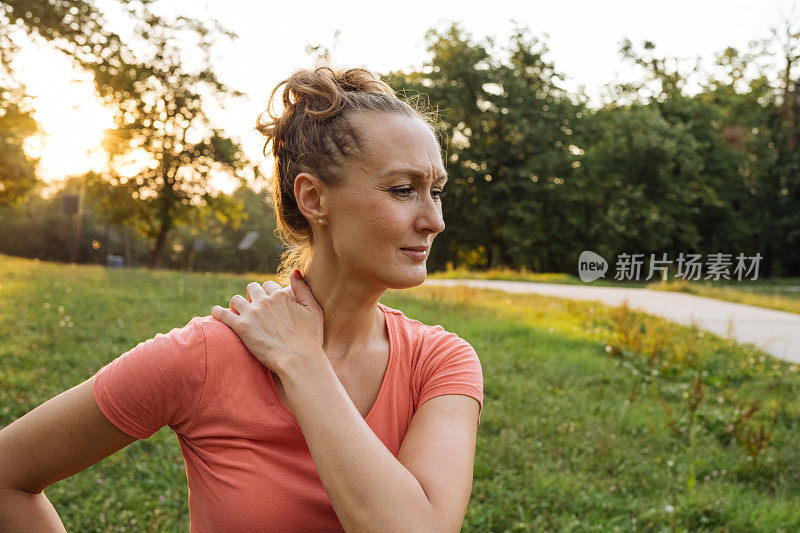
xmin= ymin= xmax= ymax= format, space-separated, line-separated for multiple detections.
xmin=2 ymin=254 xmax=799 ymax=531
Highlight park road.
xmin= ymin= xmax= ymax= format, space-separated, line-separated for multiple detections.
xmin=423 ymin=279 xmax=800 ymax=364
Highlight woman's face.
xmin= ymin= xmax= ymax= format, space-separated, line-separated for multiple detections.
xmin=320 ymin=111 xmax=447 ymax=289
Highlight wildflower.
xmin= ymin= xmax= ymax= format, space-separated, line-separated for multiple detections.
xmin=605 ymin=345 xmax=613 ymax=353
xmin=704 ymin=475 xmax=710 ymax=481
xmin=667 ymin=460 xmax=674 ymax=467
xmin=159 ymin=495 xmax=166 ymax=502
xmin=665 ymin=505 xmax=674 ymax=513
xmin=610 ymin=485 xmax=617 ymax=491
xmin=712 ymin=470 xmax=718 ymax=476
xmin=721 ymin=469 xmax=727 ymax=475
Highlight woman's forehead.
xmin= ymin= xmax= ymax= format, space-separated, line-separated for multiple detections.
xmin=350 ymin=113 xmax=444 ymax=175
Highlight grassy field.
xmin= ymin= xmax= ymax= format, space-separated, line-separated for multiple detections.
xmin=430 ymin=267 xmax=800 ymax=315
xmin=2 ymin=254 xmax=799 ymax=531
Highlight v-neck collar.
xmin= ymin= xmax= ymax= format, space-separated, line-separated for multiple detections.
xmin=264 ymin=302 xmax=395 ymax=430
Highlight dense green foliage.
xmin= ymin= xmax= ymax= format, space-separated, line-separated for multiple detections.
xmin=0 ymin=92 xmax=38 ymax=207
xmin=1 ymin=255 xmax=798 ymax=530
xmin=387 ymin=23 xmax=800 ymax=277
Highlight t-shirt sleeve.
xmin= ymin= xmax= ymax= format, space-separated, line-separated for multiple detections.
xmin=92 ymin=316 xmax=208 ymax=439
xmin=414 ymin=325 xmax=484 ymax=426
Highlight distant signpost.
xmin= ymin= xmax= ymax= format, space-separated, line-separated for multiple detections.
xmin=61 ymin=195 xmax=80 ymax=215
xmin=238 ymin=231 xmax=259 ymax=272
xmin=106 ymin=255 xmax=125 ymax=268
xmin=62 ymin=193 xmax=82 ymax=263
xmin=238 ymin=231 xmax=259 ymax=251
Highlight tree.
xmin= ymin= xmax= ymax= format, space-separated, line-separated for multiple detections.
xmin=595 ymin=41 xmax=758 ymax=270
xmin=0 ymin=0 xmax=252 ymax=267
xmin=0 ymin=88 xmax=38 ymax=206
xmin=0 ymin=3 xmax=40 ymax=206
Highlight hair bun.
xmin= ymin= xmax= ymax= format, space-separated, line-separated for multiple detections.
xmin=282 ymin=66 xmax=396 ymax=120
xmin=256 ymin=66 xmax=398 ymax=156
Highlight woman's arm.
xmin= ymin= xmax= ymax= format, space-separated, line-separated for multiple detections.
xmin=279 ymin=354 xmax=480 ymax=533
xmin=0 ymin=377 xmax=138 ymax=532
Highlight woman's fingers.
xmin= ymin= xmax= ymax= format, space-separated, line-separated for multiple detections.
xmin=211 ymin=305 xmax=237 ymax=324
xmin=246 ymin=281 xmax=266 ymax=302
xmin=220 ymin=281 xmax=286 ymax=325
xmin=262 ymin=280 xmax=282 ymax=295
xmin=230 ymin=294 xmax=249 ymax=314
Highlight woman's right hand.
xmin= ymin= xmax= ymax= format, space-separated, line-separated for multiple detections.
xmin=211 ymin=273 xmax=326 ymax=377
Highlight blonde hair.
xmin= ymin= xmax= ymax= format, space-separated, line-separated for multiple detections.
xmin=256 ymin=66 xmax=438 ymax=285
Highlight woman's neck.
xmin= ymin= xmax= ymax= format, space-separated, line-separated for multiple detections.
xmin=303 ymin=259 xmax=385 ymax=366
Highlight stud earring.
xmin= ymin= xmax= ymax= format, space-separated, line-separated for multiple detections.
xmin=317 ymin=218 xmax=324 ymax=224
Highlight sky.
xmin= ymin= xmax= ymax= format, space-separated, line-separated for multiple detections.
xmin=14 ymin=0 xmax=798 ymax=189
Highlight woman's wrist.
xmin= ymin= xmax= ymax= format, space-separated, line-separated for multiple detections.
xmin=277 ymin=348 xmax=337 ymax=415
xmin=274 ymin=346 xmax=330 ymax=384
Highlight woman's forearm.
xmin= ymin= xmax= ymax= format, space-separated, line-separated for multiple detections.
xmin=279 ymin=351 xmax=438 ymax=532
xmin=0 ymin=487 xmax=67 ymax=532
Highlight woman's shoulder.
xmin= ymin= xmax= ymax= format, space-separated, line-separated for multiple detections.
xmin=192 ymin=314 xmax=239 ymax=338
xmin=137 ymin=315 xmax=250 ymax=365
xmin=148 ymin=315 xmax=243 ymax=348
xmin=191 ymin=315 xmax=252 ymax=356
xmin=378 ymin=302 xmax=477 ymax=358
xmin=380 ymin=304 xmax=484 ymax=421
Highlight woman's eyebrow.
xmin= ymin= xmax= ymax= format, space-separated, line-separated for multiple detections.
xmin=379 ymin=168 xmax=449 ymax=184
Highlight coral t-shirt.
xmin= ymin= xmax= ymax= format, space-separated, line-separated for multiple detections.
xmin=92 ymin=302 xmax=484 ymax=532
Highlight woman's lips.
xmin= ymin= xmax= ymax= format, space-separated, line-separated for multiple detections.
xmin=401 ymin=248 xmax=427 ymax=261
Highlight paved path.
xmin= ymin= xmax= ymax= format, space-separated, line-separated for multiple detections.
xmin=424 ymin=279 xmax=800 ymax=364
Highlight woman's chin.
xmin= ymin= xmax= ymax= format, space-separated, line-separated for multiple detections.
xmin=384 ymin=268 xmax=427 ymax=290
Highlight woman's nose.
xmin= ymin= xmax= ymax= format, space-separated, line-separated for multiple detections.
xmin=416 ymin=192 xmax=445 ymax=235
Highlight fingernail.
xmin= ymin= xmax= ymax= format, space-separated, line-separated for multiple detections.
xmin=293 ymin=269 xmax=303 ymax=280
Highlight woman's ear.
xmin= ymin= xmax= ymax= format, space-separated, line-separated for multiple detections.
xmin=294 ymin=172 xmax=326 ymax=222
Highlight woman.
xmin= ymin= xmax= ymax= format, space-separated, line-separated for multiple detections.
xmin=0 ymin=66 xmax=483 ymax=532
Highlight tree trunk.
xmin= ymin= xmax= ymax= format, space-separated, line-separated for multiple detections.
xmin=122 ymin=226 xmax=134 ymax=268
xmin=149 ymin=223 xmax=171 ymax=269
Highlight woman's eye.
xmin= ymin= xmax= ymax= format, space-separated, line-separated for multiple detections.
xmin=390 ymin=187 xmax=446 ymax=200
xmin=390 ymin=187 xmax=414 ymax=197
